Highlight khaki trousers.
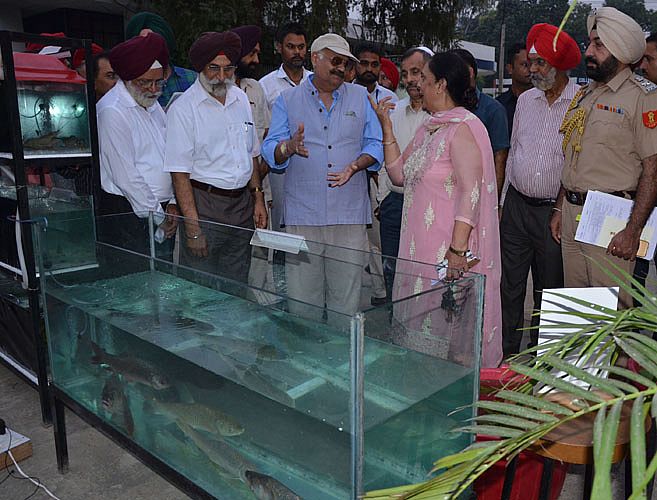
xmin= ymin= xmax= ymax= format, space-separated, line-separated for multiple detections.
xmin=561 ymin=200 xmax=633 ymax=309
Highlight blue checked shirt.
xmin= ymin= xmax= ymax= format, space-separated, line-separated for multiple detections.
xmin=159 ymin=66 xmax=197 ymax=108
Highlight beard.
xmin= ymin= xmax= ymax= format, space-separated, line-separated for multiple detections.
xmin=236 ymin=61 xmax=257 ymax=79
xmin=285 ymin=55 xmax=305 ymax=68
xmin=199 ymin=72 xmax=234 ymax=98
xmin=530 ymin=66 xmax=557 ymax=91
xmin=125 ymin=81 xmax=161 ymax=108
xmin=585 ymin=54 xmax=620 ymax=83
xmin=356 ymin=71 xmax=378 ymax=85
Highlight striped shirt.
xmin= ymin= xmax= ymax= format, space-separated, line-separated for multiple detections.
xmin=506 ymin=81 xmax=580 ymax=199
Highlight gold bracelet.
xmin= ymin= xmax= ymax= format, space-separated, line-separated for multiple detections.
xmin=448 ymin=245 xmax=468 ymax=257
xmin=251 ymin=186 xmax=264 ymax=193
xmin=279 ymin=141 xmax=288 ymax=157
xmin=382 ymin=139 xmax=397 ymax=146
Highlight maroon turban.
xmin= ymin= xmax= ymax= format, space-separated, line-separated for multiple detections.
xmin=526 ymin=24 xmax=581 ymax=71
xmin=231 ymin=25 xmax=262 ymax=59
xmin=189 ymin=31 xmax=242 ymax=71
xmin=109 ymin=32 xmax=169 ymax=81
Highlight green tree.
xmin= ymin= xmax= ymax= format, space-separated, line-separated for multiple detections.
xmin=604 ymin=0 xmax=655 ymax=31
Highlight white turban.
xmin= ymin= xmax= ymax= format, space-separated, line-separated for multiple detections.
xmin=587 ymin=7 xmax=646 ymax=64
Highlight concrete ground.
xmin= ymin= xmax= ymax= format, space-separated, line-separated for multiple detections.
xmin=0 ymin=263 xmax=656 ymax=500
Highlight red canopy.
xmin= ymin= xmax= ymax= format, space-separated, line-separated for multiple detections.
xmin=12 ymin=52 xmax=86 ymax=84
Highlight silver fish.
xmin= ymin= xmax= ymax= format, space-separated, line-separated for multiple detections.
xmin=91 ymin=342 xmax=170 ymax=390
xmin=150 ymin=399 xmax=244 ymax=436
xmin=176 ymin=421 xmax=255 ymax=481
xmin=245 ymin=470 xmax=302 ymax=500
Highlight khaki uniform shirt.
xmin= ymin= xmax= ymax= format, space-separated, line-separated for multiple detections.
xmin=561 ymin=68 xmax=657 ymax=192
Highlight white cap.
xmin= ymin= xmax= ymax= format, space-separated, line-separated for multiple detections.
xmin=310 ymin=33 xmax=359 ymax=63
xmin=416 ymin=46 xmax=435 ymax=57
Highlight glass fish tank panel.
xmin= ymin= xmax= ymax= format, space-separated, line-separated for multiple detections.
xmin=0 ymin=186 xmax=95 ymax=275
xmin=37 ymin=214 xmax=483 ymax=499
xmin=0 ymin=80 xmax=91 ymax=158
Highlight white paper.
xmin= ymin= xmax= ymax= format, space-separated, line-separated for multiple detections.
xmin=250 ymin=229 xmax=309 ymax=254
xmin=538 ymin=287 xmax=619 ymax=391
xmin=575 ymin=190 xmax=657 ymax=259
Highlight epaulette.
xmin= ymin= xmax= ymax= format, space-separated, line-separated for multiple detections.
xmin=632 ymin=74 xmax=657 ymax=93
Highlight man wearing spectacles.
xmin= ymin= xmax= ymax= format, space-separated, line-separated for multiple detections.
xmin=97 ymin=33 xmax=179 ymax=254
xmin=165 ymin=31 xmax=267 ymax=287
xmin=262 ymin=33 xmax=383 ymax=324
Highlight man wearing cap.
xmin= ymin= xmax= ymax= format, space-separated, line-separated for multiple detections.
xmin=551 ymin=7 xmax=657 ymax=309
xmin=97 ymin=33 xmax=178 ymax=253
xmin=501 ymin=24 xmax=581 ymax=357
xmin=378 ymin=47 xmax=431 ymax=300
xmin=125 ymin=11 xmax=196 ymax=107
xmin=262 ymin=33 xmax=383 ymax=322
xmin=165 ymin=31 xmax=267 ymax=285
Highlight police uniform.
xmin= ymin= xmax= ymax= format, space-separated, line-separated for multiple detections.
xmin=559 ymin=68 xmax=657 ymax=307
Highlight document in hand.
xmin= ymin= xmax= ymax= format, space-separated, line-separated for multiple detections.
xmin=574 ymin=190 xmax=657 ymax=259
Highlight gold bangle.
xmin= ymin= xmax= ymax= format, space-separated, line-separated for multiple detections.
xmin=251 ymin=186 xmax=264 ymax=193
xmin=448 ymin=245 xmax=468 ymax=257
xmin=382 ymin=139 xmax=397 ymax=146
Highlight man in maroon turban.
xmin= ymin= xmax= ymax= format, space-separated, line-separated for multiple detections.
xmin=500 ymin=23 xmax=581 ymax=357
xmin=164 ymin=31 xmax=266 ymax=285
xmin=97 ymin=31 xmax=178 ymax=253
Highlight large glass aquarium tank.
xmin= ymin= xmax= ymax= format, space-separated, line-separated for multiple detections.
xmin=0 ymin=52 xmax=91 ymax=159
xmin=37 ymin=213 xmax=484 ymax=499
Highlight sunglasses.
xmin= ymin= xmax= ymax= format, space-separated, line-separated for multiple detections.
xmin=321 ymin=54 xmax=349 ymax=68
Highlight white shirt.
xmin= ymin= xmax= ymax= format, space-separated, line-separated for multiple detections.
xmin=164 ymin=79 xmax=259 ymax=190
xmin=259 ymin=64 xmax=312 ymax=110
xmin=378 ymin=97 xmax=428 ymax=201
xmin=369 ymin=83 xmax=399 ymax=105
xmin=97 ymin=80 xmax=173 ymax=218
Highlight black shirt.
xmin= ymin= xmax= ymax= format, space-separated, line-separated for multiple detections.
xmin=496 ymin=89 xmax=518 ymax=138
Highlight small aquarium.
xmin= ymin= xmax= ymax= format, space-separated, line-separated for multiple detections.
xmin=0 ymin=181 xmax=95 ymax=275
xmin=38 ymin=213 xmax=484 ymax=499
xmin=0 ymin=52 xmax=91 ymax=158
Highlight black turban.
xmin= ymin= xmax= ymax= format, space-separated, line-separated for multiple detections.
xmin=109 ymin=32 xmax=169 ymax=81
xmin=188 ymin=31 xmax=242 ymax=71
xmin=231 ymin=25 xmax=262 ymax=59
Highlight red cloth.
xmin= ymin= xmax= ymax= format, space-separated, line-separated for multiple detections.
xmin=109 ymin=32 xmax=169 ymax=81
xmin=25 ymin=32 xmax=66 ymax=53
xmin=72 ymin=43 xmax=104 ymax=70
xmin=189 ymin=31 xmax=242 ymax=71
xmin=526 ymin=23 xmax=581 ymax=71
xmin=380 ymin=57 xmax=399 ymax=91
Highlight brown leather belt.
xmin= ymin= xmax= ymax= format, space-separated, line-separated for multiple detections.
xmin=190 ymin=179 xmax=246 ymax=198
xmin=565 ymin=189 xmax=636 ymax=206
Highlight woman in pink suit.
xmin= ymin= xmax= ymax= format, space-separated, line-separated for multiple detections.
xmin=370 ymin=52 xmax=502 ymax=368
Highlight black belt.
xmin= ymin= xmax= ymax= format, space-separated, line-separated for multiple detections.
xmin=565 ymin=189 xmax=636 ymax=206
xmin=190 ymin=179 xmax=246 ymax=198
xmin=510 ymin=185 xmax=556 ymax=207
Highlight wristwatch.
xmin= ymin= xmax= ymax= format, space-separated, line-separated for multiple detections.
xmin=279 ymin=141 xmax=288 ymax=157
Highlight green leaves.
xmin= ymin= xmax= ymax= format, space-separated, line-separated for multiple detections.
xmin=365 ymin=278 xmax=657 ymax=500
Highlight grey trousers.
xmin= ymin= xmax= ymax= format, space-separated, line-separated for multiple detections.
xmin=181 ymin=187 xmax=254 ymax=290
xmin=285 ymin=224 xmax=368 ymax=328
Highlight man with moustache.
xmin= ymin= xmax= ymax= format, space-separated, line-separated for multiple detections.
xmin=262 ymin=33 xmax=383 ymax=322
xmin=93 ymin=52 xmax=118 ymax=101
xmin=165 ymin=31 xmax=267 ymax=285
xmin=496 ymin=42 xmax=532 ymax=137
xmin=378 ymin=47 xmax=432 ymax=299
xmin=97 ymin=33 xmax=178 ymax=253
xmin=500 ymin=24 xmax=581 ymax=357
xmin=260 ymin=22 xmax=311 ymax=233
xmin=354 ymin=43 xmax=398 ymax=105
xmin=551 ymin=7 xmax=657 ymax=309
xmin=640 ymin=33 xmax=657 ymax=85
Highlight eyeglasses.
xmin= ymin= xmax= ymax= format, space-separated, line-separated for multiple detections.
xmin=134 ymin=78 xmax=166 ymax=89
xmin=319 ymin=53 xmax=349 ymax=68
xmin=206 ymin=64 xmax=236 ymax=75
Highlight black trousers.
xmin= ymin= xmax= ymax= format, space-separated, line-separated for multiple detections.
xmin=500 ymin=185 xmax=564 ymax=357
xmin=379 ymin=191 xmax=403 ymax=300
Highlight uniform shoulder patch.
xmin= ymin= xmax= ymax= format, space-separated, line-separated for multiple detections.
xmin=632 ymin=74 xmax=657 ymax=93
